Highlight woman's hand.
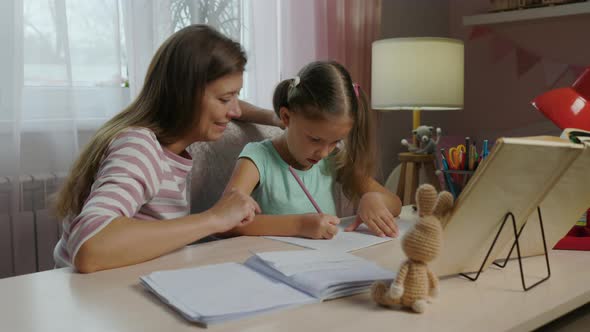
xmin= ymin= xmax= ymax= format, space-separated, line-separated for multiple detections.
xmin=207 ymin=188 xmax=261 ymax=232
xmin=345 ymin=192 xmax=398 ymax=237
xmin=298 ymin=214 xmax=340 ymax=239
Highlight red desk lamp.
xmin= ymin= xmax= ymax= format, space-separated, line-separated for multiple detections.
xmin=532 ymin=67 xmax=590 ymax=131
xmin=532 ymin=66 xmax=590 ymax=250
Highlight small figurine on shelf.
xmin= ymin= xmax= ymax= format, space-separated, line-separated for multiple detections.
xmin=401 ymin=125 xmax=442 ymax=155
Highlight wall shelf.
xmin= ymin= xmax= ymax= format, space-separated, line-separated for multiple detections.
xmin=463 ymin=1 xmax=590 ymax=26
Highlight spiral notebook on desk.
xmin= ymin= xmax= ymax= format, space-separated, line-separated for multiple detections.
xmin=432 ymin=135 xmax=590 ymax=276
xmin=140 ymin=250 xmax=395 ymax=325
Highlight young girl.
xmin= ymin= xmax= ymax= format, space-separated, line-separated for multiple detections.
xmin=224 ymin=61 xmax=402 ymax=239
xmin=52 ymin=25 xmax=280 ymax=273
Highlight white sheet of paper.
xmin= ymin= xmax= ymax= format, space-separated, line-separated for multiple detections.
xmin=264 ymin=207 xmax=416 ymax=252
xmin=141 ymin=262 xmax=316 ymax=320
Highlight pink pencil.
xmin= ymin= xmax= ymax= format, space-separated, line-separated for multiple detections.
xmin=288 ymin=166 xmax=323 ymax=214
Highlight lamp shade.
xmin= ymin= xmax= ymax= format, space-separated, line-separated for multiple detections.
xmin=532 ymin=67 xmax=590 ymax=131
xmin=371 ymin=37 xmax=464 ymax=110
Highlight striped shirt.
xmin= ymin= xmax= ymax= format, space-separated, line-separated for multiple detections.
xmin=53 ymin=127 xmax=193 ymax=268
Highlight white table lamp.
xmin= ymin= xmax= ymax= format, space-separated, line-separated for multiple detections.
xmin=371 ymin=37 xmax=464 ymax=130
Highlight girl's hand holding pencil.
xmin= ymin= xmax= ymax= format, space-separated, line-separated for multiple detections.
xmin=298 ymin=214 xmax=340 ymax=239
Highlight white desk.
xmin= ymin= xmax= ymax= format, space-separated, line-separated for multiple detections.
xmin=1 ymin=234 xmax=589 ymax=331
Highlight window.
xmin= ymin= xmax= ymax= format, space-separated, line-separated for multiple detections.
xmin=20 ymin=0 xmax=248 ymax=129
xmin=24 ymin=0 xmax=127 ymax=87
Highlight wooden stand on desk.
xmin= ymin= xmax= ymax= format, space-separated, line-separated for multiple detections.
xmin=396 ymin=152 xmax=440 ymax=205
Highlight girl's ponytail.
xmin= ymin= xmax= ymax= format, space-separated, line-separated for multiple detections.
xmin=272 ymin=79 xmax=292 ymax=117
xmin=335 ymin=85 xmax=376 ymax=204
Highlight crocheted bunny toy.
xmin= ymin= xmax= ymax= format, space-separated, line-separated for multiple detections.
xmin=371 ymin=184 xmax=453 ymax=313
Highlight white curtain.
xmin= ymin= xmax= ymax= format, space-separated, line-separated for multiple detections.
xmin=1 ymin=0 xmax=134 ymax=277
xmin=0 ymin=0 xmax=300 ymax=278
xmin=122 ymin=0 xmax=288 ymax=108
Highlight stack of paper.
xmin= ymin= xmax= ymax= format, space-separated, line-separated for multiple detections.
xmin=141 ymin=250 xmax=395 ymax=325
xmin=244 ymin=250 xmax=394 ymax=300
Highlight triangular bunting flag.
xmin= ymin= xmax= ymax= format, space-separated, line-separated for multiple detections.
xmin=490 ymin=35 xmax=514 ymax=63
xmin=542 ymin=60 xmax=569 ymax=87
xmin=516 ymin=48 xmax=541 ymax=77
xmin=469 ymin=26 xmax=492 ymax=40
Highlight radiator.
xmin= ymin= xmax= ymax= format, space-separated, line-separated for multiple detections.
xmin=0 ymin=174 xmax=65 ymax=278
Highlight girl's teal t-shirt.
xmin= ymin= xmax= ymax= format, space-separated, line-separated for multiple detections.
xmin=238 ymin=139 xmax=337 ymax=216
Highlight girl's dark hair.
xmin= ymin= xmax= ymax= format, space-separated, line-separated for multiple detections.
xmin=54 ymin=24 xmax=247 ymax=219
xmin=272 ymin=61 xmax=376 ymax=204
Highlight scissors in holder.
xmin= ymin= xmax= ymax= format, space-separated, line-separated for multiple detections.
xmin=448 ymin=144 xmax=466 ymax=170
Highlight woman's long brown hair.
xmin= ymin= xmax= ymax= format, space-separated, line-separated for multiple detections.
xmin=53 ymin=25 xmax=247 ymax=219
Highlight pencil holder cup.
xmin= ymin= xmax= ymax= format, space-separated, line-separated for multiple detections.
xmin=441 ymin=169 xmax=475 ymax=199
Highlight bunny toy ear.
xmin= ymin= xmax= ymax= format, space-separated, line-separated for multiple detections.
xmin=434 ymin=191 xmax=455 ymax=227
xmin=416 ymin=184 xmax=437 ymax=216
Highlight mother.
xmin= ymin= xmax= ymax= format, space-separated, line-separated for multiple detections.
xmin=53 ymin=25 xmax=272 ymax=273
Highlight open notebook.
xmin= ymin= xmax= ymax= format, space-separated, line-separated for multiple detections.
xmin=265 ymin=206 xmax=416 ymax=252
xmin=432 ymin=135 xmax=590 ymax=276
xmin=140 ymin=250 xmax=394 ymax=325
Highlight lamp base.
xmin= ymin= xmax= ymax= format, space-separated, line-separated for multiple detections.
xmin=412 ymin=108 xmax=421 ymax=145
xmin=413 ymin=108 xmax=421 ymax=130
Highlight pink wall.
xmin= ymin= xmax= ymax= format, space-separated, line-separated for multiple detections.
xmin=376 ymin=0 xmax=590 ymax=180
xmin=446 ymin=0 xmax=589 ymax=138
